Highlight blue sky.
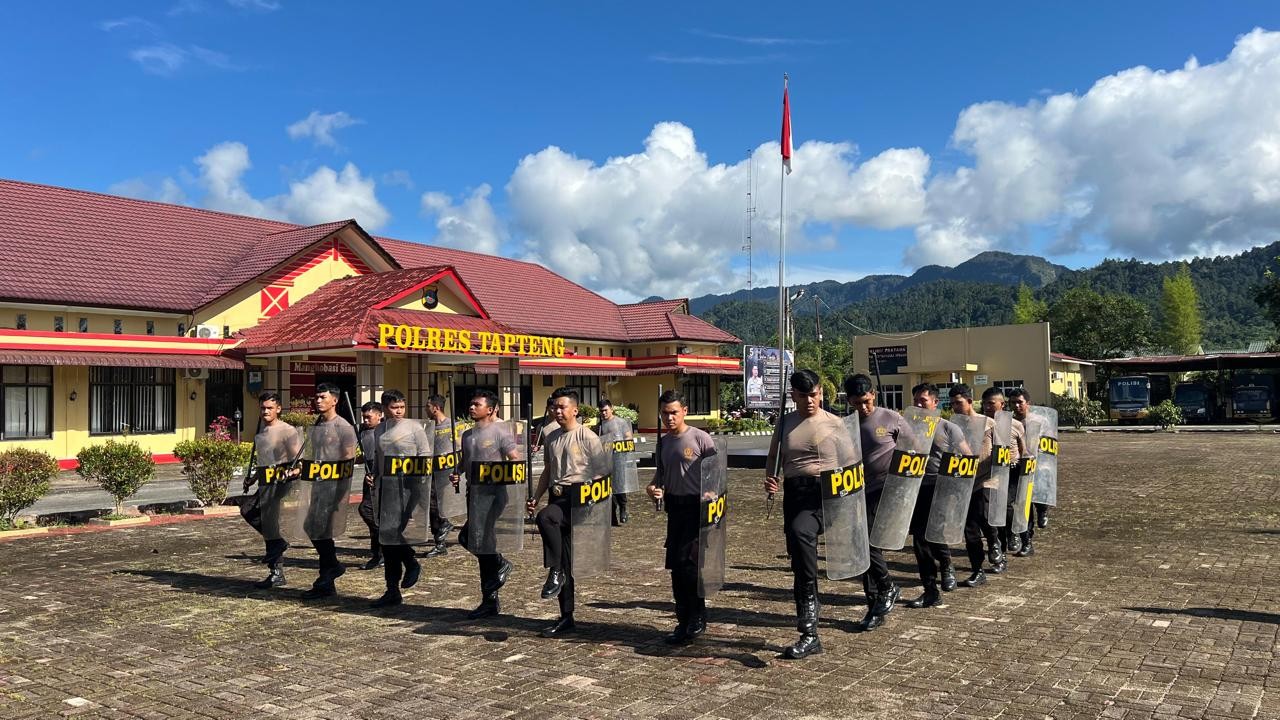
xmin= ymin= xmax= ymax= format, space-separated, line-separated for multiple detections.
xmin=4 ymin=2 xmax=1280 ymax=301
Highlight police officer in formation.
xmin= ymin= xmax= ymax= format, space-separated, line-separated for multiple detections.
xmin=424 ymin=394 xmax=456 ymax=558
xmin=356 ymin=400 xmax=385 ymax=570
xmin=241 ymin=391 xmax=303 ymax=589
xmin=646 ymin=389 xmax=719 ymax=645
xmin=948 ymin=385 xmax=998 ymax=587
xmin=452 ymin=389 xmax=521 ymax=619
xmin=370 ymin=389 xmax=429 ymax=607
xmin=1007 ymin=387 xmax=1039 ymax=556
xmin=300 ymin=383 xmax=359 ymax=599
xmin=597 ymin=398 xmax=634 ymax=526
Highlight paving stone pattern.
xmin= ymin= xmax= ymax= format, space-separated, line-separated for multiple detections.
xmin=0 ymin=433 xmax=1277 ymax=719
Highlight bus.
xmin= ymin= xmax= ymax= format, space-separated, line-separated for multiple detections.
xmin=1107 ymin=374 xmax=1172 ymax=421
xmin=1173 ymin=382 xmax=1218 ymax=423
xmin=1230 ymin=373 xmax=1276 ymax=421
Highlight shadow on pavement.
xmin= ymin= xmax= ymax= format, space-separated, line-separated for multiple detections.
xmin=1127 ymin=606 xmax=1280 ymax=625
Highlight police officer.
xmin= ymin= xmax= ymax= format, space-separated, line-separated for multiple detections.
xmin=842 ymin=374 xmax=908 ymax=631
xmin=527 ymin=387 xmax=608 ymax=638
xmin=597 ymin=398 xmax=634 ymax=526
xmin=980 ymin=387 xmax=1022 ymax=573
xmin=646 ymin=389 xmax=719 ymax=644
xmin=453 ymin=389 xmax=521 ymax=619
xmin=300 ymin=383 xmax=359 ymax=600
xmin=763 ymin=369 xmax=849 ymax=659
xmin=370 ymin=389 xmax=429 ymax=607
xmin=1007 ymin=388 xmax=1039 ymax=557
xmin=240 ymin=391 xmax=303 ymax=589
xmin=356 ymin=400 xmax=384 ymax=571
xmin=424 ymin=394 xmax=456 ymax=558
xmin=904 ymin=383 xmax=971 ymax=610
xmin=948 ymin=385 xmax=997 ymax=587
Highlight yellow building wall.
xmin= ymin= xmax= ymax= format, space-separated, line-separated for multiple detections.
xmin=386 ymin=284 xmax=472 ymax=315
xmin=198 ymin=249 xmax=367 ymax=334
xmin=0 ymin=306 xmax=186 ymax=337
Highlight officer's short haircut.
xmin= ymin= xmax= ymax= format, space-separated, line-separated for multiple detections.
xmin=546 ymin=396 xmax=557 ymax=408
xmin=381 ymin=389 xmax=406 ymax=406
xmin=316 ymin=382 xmax=341 ymax=399
xmin=361 ymin=401 xmax=383 ymax=414
xmin=843 ymin=373 xmax=875 ymax=398
xmin=598 ymin=397 xmax=613 ymax=410
xmin=949 ymin=384 xmax=973 ymax=402
xmin=472 ymin=389 xmax=499 ymax=409
xmin=258 ymin=391 xmax=282 ymax=406
xmin=658 ymin=389 xmax=686 ymax=408
xmin=911 ymin=382 xmax=939 ymax=400
xmin=1006 ymin=387 xmax=1030 ymax=403
xmin=550 ymin=387 xmax=579 ymax=406
xmin=426 ymin=394 xmax=446 ymax=411
xmin=980 ymin=386 xmax=1005 ymax=402
xmin=790 ymin=369 xmax=821 ymax=393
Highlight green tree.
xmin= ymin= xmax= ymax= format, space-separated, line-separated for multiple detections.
xmin=1253 ymin=256 xmax=1280 ymax=349
xmin=1159 ymin=264 xmax=1202 ymax=354
xmin=1048 ymin=286 xmax=1152 ymax=359
xmin=1013 ymin=283 xmax=1049 ymax=324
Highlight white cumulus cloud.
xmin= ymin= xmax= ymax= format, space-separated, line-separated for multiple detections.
xmin=286 ymin=110 xmax=363 ymax=149
xmin=421 ymin=185 xmax=506 ymax=255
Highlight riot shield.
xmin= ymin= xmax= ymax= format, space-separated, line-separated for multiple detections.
xmin=1010 ymin=416 xmax=1043 ymax=535
xmin=465 ymin=419 xmax=528 ymax=555
xmin=609 ymin=437 xmax=641 ymax=495
xmin=1029 ymin=406 xmax=1059 ymax=507
xmin=375 ymin=417 xmax=433 ymax=546
xmin=568 ymin=440 xmax=613 ymax=579
xmin=925 ymin=416 xmax=980 ymax=545
xmin=293 ymin=416 xmax=357 ymax=541
xmin=987 ymin=411 xmax=1014 ymax=527
xmin=427 ymin=419 xmax=467 ymax=519
xmin=251 ymin=422 xmax=302 ymax=542
xmin=869 ymin=407 xmax=940 ymax=550
xmin=819 ymin=414 xmax=870 ymax=580
xmin=698 ymin=438 xmax=729 ymax=597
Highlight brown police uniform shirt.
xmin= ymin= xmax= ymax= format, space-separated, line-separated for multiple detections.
xmin=859 ymin=407 xmax=910 ymax=491
xmin=543 ymin=424 xmax=605 ymax=487
xmin=597 ymin=416 xmax=632 ymax=444
xmin=461 ymin=420 xmax=520 ymax=470
xmin=310 ymin=415 xmax=358 ymax=462
xmin=952 ymin=411 xmax=996 ymax=488
xmin=926 ymin=418 xmax=970 ymax=478
xmin=653 ymin=426 xmax=718 ymax=497
xmin=1011 ymin=418 xmax=1030 ymax=459
xmin=766 ymin=409 xmax=852 ymax=479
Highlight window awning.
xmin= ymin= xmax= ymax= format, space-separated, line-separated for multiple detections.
xmin=0 ymin=350 xmax=243 ymax=370
xmin=631 ymin=365 xmax=736 ymax=376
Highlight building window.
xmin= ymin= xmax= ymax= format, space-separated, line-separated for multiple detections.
xmin=878 ymin=384 xmax=904 ymax=411
xmin=680 ymin=374 xmax=712 ymax=415
xmin=177 ymin=322 xmax=186 ymax=337
xmin=562 ymin=375 xmax=600 ymax=408
xmin=113 ymin=319 xmax=123 ymax=335
xmin=16 ymin=314 xmax=26 ymax=330
xmin=993 ymin=379 xmax=1024 ymax=394
xmin=222 ymin=325 xmax=230 ymax=339
xmin=90 ymin=367 xmax=176 ymax=435
xmin=78 ymin=317 xmax=88 ymax=333
xmin=54 ymin=316 xmax=64 ymax=332
xmin=2 ymin=365 xmax=53 ymax=439
xmin=146 ymin=321 xmax=155 ymax=336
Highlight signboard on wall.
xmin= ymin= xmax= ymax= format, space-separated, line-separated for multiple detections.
xmin=744 ymin=345 xmax=794 ymax=410
xmin=292 ymin=361 xmax=356 ymax=374
xmin=868 ymin=346 xmax=908 ymax=374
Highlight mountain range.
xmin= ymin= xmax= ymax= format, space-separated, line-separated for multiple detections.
xmin=670 ymin=245 xmax=1279 ymax=350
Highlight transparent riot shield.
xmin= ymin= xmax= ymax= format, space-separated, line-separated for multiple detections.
xmin=465 ymin=418 xmax=528 ymax=555
xmin=609 ymin=437 xmax=641 ymax=495
xmin=1029 ymin=406 xmax=1059 ymax=507
xmin=427 ymin=419 xmax=467 ymax=519
xmin=251 ymin=422 xmax=303 ymax=542
xmin=568 ymin=439 xmax=614 ymax=579
xmin=925 ymin=416 xmax=981 ymax=545
xmin=293 ymin=416 xmax=358 ymax=541
xmin=987 ymin=411 xmax=1014 ymax=527
xmin=698 ymin=437 xmax=729 ymax=597
xmin=819 ymin=414 xmax=870 ymax=580
xmin=869 ymin=406 xmax=940 ymax=550
xmin=375 ymin=416 xmax=433 ymax=546
xmin=1010 ymin=416 xmax=1043 ymax=535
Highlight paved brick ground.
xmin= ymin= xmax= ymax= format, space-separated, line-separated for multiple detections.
xmin=1 ymin=433 xmax=1277 ymax=719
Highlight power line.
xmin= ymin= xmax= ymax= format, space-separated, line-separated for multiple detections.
xmin=814 ymin=295 xmax=929 ymax=341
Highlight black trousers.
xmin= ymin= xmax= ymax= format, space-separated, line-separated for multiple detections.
xmin=380 ymin=544 xmax=417 ymax=591
xmin=1001 ymin=467 xmax=1023 ymax=550
xmin=963 ymin=486 xmax=998 ymax=545
xmin=240 ymin=484 xmax=290 ymax=567
xmin=783 ymin=477 xmax=824 ymax=590
xmin=457 ymin=521 xmax=509 ymax=593
xmin=535 ymin=496 xmax=576 ymax=618
xmin=612 ymin=492 xmax=629 ymax=520
xmin=861 ymin=485 xmax=893 ymax=596
xmin=312 ymin=538 xmax=339 ymax=573
xmin=909 ymin=477 xmax=953 ymax=586
xmin=357 ymin=477 xmax=380 ymax=555
xmin=664 ymin=496 xmax=704 ymax=618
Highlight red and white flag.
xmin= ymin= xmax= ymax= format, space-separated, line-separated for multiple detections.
xmin=781 ymin=83 xmax=793 ymax=175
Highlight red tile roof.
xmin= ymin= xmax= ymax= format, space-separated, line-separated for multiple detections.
xmin=0 ymin=349 xmax=243 ymax=369
xmin=618 ymin=299 xmax=738 ymax=343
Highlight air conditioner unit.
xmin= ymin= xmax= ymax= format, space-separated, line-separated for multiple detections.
xmin=193 ymin=323 xmax=221 ymax=339
xmin=185 ymin=368 xmax=209 ymax=381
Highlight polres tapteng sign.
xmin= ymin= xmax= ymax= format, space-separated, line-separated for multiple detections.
xmin=377 ymin=323 xmax=566 ymax=358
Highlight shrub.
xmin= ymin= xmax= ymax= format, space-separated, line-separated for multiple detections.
xmin=612 ymin=406 xmax=639 ymax=425
xmin=1051 ymin=393 xmax=1106 ymax=429
xmin=705 ymin=417 xmax=727 ymax=432
xmin=0 ymin=448 xmax=59 ymax=528
xmin=76 ymin=440 xmax=155 ymax=516
xmin=728 ymin=417 xmax=772 ymax=433
xmin=174 ymin=437 xmax=243 ymax=507
xmin=1148 ymin=400 xmax=1184 ymax=430
xmin=578 ymin=405 xmax=599 ymax=422
xmin=281 ymin=411 xmax=317 ymax=428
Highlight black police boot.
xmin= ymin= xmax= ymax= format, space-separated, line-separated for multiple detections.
xmin=253 ymin=565 xmax=286 ymax=589
xmin=987 ymin=542 xmax=1002 ymax=566
xmin=664 ymin=599 xmax=690 ymax=645
xmin=401 ymin=557 xmax=421 ymax=589
xmin=482 ymin=557 xmax=514 ymax=594
xmin=940 ymin=564 xmax=958 ymax=592
xmin=301 ymin=579 xmax=336 ymax=600
xmin=686 ymin=600 xmax=706 ymax=640
xmin=1036 ymin=506 xmax=1049 ymax=529
xmin=854 ymin=591 xmax=884 ymax=632
xmin=784 ymin=583 xmax=822 ymax=659
xmin=424 ymin=542 xmax=448 ymax=559
xmin=959 ymin=570 xmax=987 ymax=587
xmin=540 ymin=614 xmax=576 ymax=638
xmin=434 ymin=520 xmax=454 ymax=546
xmin=540 ymin=569 xmax=565 ymax=599
xmin=960 ymin=542 xmax=986 ymax=587
xmin=467 ymin=591 xmax=500 ymax=620
xmin=1007 ymin=534 xmax=1022 ymax=555
xmin=1015 ymin=534 xmax=1034 ymax=557
xmin=362 ymin=551 xmax=384 ymax=571
xmin=906 ymin=583 xmax=943 ymax=609
xmin=370 ymin=590 xmax=402 ymax=608
xmin=874 ymin=583 xmax=901 ymax=616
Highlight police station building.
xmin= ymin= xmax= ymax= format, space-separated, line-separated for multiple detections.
xmin=0 ymin=180 xmax=740 ymax=466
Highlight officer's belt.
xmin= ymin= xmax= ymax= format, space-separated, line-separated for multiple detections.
xmin=784 ymin=475 xmax=821 ymax=488
xmin=662 ymin=494 xmax=700 ymax=508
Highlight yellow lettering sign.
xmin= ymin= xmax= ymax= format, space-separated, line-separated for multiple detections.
xmin=893 ymin=450 xmax=927 ymax=479
xmin=1039 ymin=436 xmax=1059 ymax=456
xmin=376 ymin=323 xmax=566 ymax=359
xmin=995 ymin=446 xmax=1013 ymax=466
xmin=704 ymin=495 xmax=726 ymax=526
xmin=823 ymin=464 xmax=865 ymax=498
xmin=304 ymin=460 xmax=354 ymax=482
xmin=612 ymin=439 xmax=636 ymax=453
xmin=943 ymin=453 xmax=979 ymax=479
xmin=473 ymin=461 xmax=525 ymax=485
xmin=576 ymin=476 xmax=613 ymax=505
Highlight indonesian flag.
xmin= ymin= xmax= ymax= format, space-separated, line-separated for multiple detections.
xmin=781 ymin=84 xmax=793 ymax=174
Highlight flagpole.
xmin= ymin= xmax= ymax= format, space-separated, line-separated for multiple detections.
xmin=776 ymin=73 xmax=789 ymax=416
